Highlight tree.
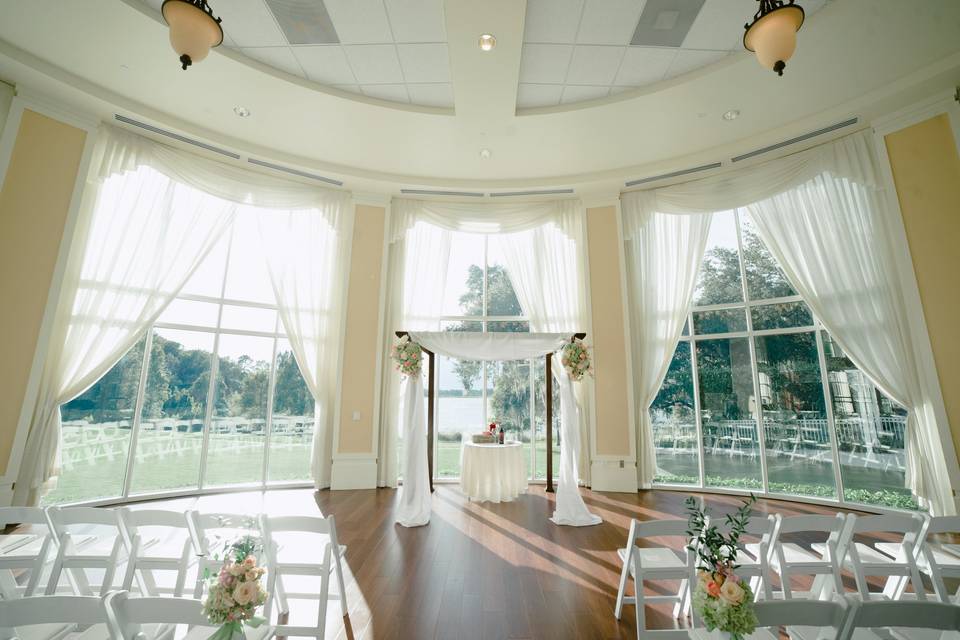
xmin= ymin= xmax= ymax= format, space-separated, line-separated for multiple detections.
xmin=273 ymin=350 xmax=313 ymax=416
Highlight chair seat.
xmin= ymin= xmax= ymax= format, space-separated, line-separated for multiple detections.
xmin=74 ymin=623 xmax=112 ymax=640
xmin=64 ymin=535 xmax=119 ymax=558
xmin=617 ymin=546 xmax=687 ymax=571
xmin=0 ymin=535 xmax=46 ymax=558
xmin=735 ymin=546 xmax=761 ymax=567
xmin=14 ymin=623 xmax=74 ymax=640
xmin=771 ymin=542 xmax=832 ymax=569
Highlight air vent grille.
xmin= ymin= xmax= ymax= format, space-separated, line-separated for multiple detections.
xmin=264 ymin=0 xmax=339 ymax=45
xmin=490 ymin=189 xmax=575 ymax=198
xmin=247 ymin=158 xmax=343 ymax=186
xmin=114 ymin=114 xmax=240 ymax=159
xmin=400 ymin=189 xmax=486 ymax=198
xmin=731 ymin=117 xmax=859 ymax=163
xmin=625 ymin=161 xmax=722 ymax=188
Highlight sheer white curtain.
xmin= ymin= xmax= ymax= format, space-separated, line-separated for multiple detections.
xmin=14 ymin=162 xmax=235 ymax=505
xmin=256 ymin=195 xmax=352 ymax=490
xmin=621 ymin=192 xmax=713 ymax=487
xmin=499 ymin=202 xmax=601 ymax=526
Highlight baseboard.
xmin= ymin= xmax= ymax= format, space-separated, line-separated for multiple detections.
xmin=330 ymin=457 xmax=378 ymax=490
xmin=589 ymin=460 xmax=637 ymax=493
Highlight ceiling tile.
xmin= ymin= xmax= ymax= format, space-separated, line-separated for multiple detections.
xmin=361 ymin=83 xmax=410 ymax=103
xmin=323 ymin=0 xmax=393 ymax=43
xmin=565 ymin=45 xmax=624 ymax=85
xmin=406 ymin=83 xmax=454 ymax=108
xmin=292 ymin=45 xmax=357 ymax=84
xmin=516 ymin=84 xmax=564 ymax=109
xmin=665 ymin=49 xmax=728 ymax=79
xmin=343 ymin=44 xmax=405 ymax=84
xmin=613 ymin=47 xmax=676 ymax=86
xmin=217 ymin=0 xmax=287 ymax=47
xmin=519 ymin=44 xmax=574 ymax=84
xmin=682 ymin=0 xmax=756 ymax=50
xmin=560 ymin=85 xmax=609 ymax=104
xmin=241 ymin=47 xmax=305 ymax=77
xmin=384 ymin=0 xmax=446 ymax=43
xmin=396 ymin=43 xmax=450 ymax=83
xmin=523 ymin=0 xmax=584 ymax=43
xmin=576 ymin=0 xmax=647 ymax=45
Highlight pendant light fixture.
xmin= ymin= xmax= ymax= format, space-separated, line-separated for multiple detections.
xmin=743 ymin=0 xmax=805 ymax=76
xmin=161 ymin=0 xmax=224 ymax=70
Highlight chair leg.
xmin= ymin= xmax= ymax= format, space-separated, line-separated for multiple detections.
xmin=672 ymin=578 xmax=688 ymax=619
xmin=333 ymin=551 xmax=348 ymax=618
xmin=614 ymin=552 xmax=631 ymax=620
xmin=318 ymin=548 xmax=331 ymax=640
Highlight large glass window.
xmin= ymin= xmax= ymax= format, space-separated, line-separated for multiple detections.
xmin=45 ymin=213 xmax=315 ymax=505
xmin=651 ymin=210 xmax=917 ymax=511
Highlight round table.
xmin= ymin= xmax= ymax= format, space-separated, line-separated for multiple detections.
xmin=460 ymin=442 xmax=527 ymax=503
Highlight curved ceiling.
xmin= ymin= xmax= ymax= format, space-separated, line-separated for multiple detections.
xmin=0 ymin=0 xmax=958 ymax=189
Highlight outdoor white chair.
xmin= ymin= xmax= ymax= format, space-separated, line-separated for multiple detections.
xmin=103 ymin=591 xmax=274 ymax=640
xmin=0 ymin=507 xmax=58 ymax=598
xmin=260 ymin=514 xmax=348 ymax=640
xmin=614 ymin=518 xmax=695 ymax=639
xmin=837 ymin=596 xmax=960 ymax=640
xmin=749 ymin=598 xmax=851 ymax=640
xmin=119 ymin=508 xmax=195 ymax=597
xmin=0 ymin=595 xmax=109 ymax=640
xmin=755 ymin=513 xmax=847 ymax=601
xmin=45 ymin=507 xmax=129 ymax=597
xmin=879 ymin=515 xmax=960 ymax=603
xmin=188 ymin=511 xmax=263 ymax=599
xmin=703 ymin=514 xmax=777 ymax=602
xmin=815 ymin=513 xmax=927 ymax=602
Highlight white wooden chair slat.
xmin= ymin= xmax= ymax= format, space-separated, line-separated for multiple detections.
xmin=832 ymin=514 xmax=927 ymax=602
xmin=119 ymin=508 xmax=195 ymax=597
xmin=0 ymin=507 xmax=57 ymax=599
xmin=103 ymin=591 xmax=275 ymax=640
xmin=0 ymin=595 xmax=108 ymax=640
xmin=45 ymin=507 xmax=130 ymax=598
xmin=838 ymin=597 xmax=960 ymax=639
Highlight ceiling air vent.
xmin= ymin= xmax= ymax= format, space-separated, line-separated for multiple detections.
xmin=731 ymin=117 xmax=859 ymax=163
xmin=114 ymin=114 xmax=240 ymax=159
xmin=625 ymin=161 xmax=722 ymax=188
xmin=400 ymin=189 xmax=486 ymax=197
xmin=490 ymin=189 xmax=575 ymax=198
xmin=247 ymin=158 xmax=343 ymax=186
xmin=264 ymin=0 xmax=339 ymax=45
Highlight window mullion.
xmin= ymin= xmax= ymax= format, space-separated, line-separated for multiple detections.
xmin=815 ymin=328 xmax=846 ymax=504
xmin=688 ymin=320 xmax=707 ymax=489
xmin=261 ymin=331 xmax=280 ymax=487
xmin=121 ymin=330 xmax=154 ymax=499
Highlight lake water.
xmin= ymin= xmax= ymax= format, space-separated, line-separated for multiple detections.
xmin=436 ymin=395 xmax=487 ymax=435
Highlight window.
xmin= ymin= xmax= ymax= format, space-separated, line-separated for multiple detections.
xmin=651 ymin=210 xmax=916 ymax=511
xmin=45 ymin=212 xmax=315 ymax=505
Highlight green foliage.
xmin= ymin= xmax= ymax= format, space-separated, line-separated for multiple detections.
xmin=685 ymin=494 xmax=757 ymax=573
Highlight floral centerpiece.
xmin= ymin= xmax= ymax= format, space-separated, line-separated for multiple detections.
xmin=560 ymin=338 xmax=593 ymax=381
xmin=202 ymin=534 xmax=268 ymax=640
xmin=392 ymin=335 xmax=423 ymax=377
xmin=488 ymin=421 xmax=498 ymax=435
xmin=686 ymin=495 xmax=759 ymax=640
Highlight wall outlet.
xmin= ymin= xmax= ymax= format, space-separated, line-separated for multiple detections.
xmin=351 ymin=410 xmax=361 ymax=422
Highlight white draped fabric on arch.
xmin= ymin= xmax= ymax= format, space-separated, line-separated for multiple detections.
xmin=622 ymin=129 xmax=956 ymax=516
xmin=14 ymin=125 xmax=351 ymax=505
xmin=380 ymin=198 xmax=601 ymax=528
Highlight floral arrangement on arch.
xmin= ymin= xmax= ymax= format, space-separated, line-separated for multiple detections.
xmin=686 ymin=495 xmax=759 ymax=640
xmin=202 ymin=534 xmax=268 ymax=640
xmin=392 ymin=335 xmax=423 ymax=377
xmin=561 ymin=338 xmax=593 ymax=381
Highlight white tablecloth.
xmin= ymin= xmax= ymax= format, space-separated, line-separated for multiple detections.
xmin=460 ymin=442 xmax=527 ymax=503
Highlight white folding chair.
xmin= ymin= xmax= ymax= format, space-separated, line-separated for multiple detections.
xmin=119 ymin=508 xmax=195 ymax=597
xmin=261 ymin=514 xmax=348 ymax=640
xmin=750 ymin=599 xmax=851 ymax=640
xmin=838 ymin=596 xmax=960 ymax=640
xmin=883 ymin=515 xmax=960 ymax=603
xmin=188 ymin=511 xmax=263 ymax=599
xmin=0 ymin=595 xmax=109 ymax=640
xmin=817 ymin=513 xmax=927 ymax=602
xmin=0 ymin=507 xmax=58 ymax=598
xmin=103 ymin=591 xmax=274 ymax=640
xmin=614 ymin=518 xmax=694 ymax=639
xmin=46 ymin=507 xmax=129 ymax=597
xmin=758 ymin=513 xmax=847 ymax=601
xmin=707 ymin=514 xmax=778 ymax=601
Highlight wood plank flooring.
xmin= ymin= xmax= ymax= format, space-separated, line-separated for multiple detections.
xmin=131 ymin=484 xmax=892 ymax=640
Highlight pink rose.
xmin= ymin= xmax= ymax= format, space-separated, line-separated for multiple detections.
xmin=706 ymin=580 xmax=721 ymax=598
xmin=233 ymin=580 xmax=258 ymax=606
xmin=242 ymin=555 xmax=257 ymax=569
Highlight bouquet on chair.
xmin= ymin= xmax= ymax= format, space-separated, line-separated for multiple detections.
xmin=392 ymin=335 xmax=423 ymax=377
xmin=686 ymin=495 xmax=759 ymax=640
xmin=560 ymin=338 xmax=593 ymax=381
xmin=202 ymin=535 xmax=268 ymax=640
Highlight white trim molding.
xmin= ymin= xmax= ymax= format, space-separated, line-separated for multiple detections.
xmin=330 ymin=455 xmax=378 ymax=490
xmin=589 ymin=459 xmax=638 ymax=493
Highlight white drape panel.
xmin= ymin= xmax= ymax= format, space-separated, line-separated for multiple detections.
xmin=498 ymin=203 xmax=601 ymax=526
xmin=621 ymin=192 xmax=713 ymax=488
xmin=409 ymin=332 xmax=568 ymax=361
xmin=13 ymin=163 xmax=236 ymax=505
xmin=746 ymin=167 xmax=955 ymax=515
xmin=396 ymin=374 xmax=431 ymax=526
xmin=256 ymin=195 xmax=352 ymax=490
xmin=390 ymin=198 xmax=579 ymax=242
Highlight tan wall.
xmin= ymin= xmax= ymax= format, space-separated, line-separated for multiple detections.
xmin=336 ymin=204 xmax=386 ymax=454
xmin=586 ymin=205 xmax=631 ymax=457
xmin=0 ymin=109 xmax=87 ymax=475
xmin=885 ymin=114 xmax=960 ymax=454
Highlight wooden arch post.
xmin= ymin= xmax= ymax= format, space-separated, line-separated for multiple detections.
xmin=395 ymin=331 xmax=586 ymax=495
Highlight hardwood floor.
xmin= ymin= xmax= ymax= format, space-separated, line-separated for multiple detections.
xmin=130 ymin=484 xmax=888 ymax=640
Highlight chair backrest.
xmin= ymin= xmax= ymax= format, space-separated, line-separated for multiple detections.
xmin=190 ymin=512 xmax=262 ymax=556
xmin=104 ymin=591 xmax=211 ymax=640
xmin=630 ymin=518 xmax=690 ymax=541
xmin=753 ymin=599 xmax=849 ymax=631
xmin=840 ymin=597 xmax=960 ymax=636
xmin=49 ymin=506 xmax=123 ymax=531
xmin=261 ymin=515 xmax=333 ymax=536
xmin=0 ymin=595 xmax=105 ymax=638
xmin=0 ymin=506 xmax=51 ymax=529
xmin=926 ymin=515 xmax=960 ymax=536
xmin=850 ymin=513 xmax=925 ymax=536
xmin=778 ymin=514 xmax=847 ymax=537
xmin=120 ymin=508 xmax=191 ymax=548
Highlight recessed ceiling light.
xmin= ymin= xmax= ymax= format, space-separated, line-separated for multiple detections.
xmin=722 ymin=109 xmax=741 ymax=121
xmin=478 ymin=34 xmax=496 ymax=52
xmin=479 ymin=148 xmax=492 ymax=159
xmin=233 ymin=106 xmax=251 ymax=118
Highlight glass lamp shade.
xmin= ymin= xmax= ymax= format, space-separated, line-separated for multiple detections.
xmin=744 ymin=4 xmax=804 ymax=76
xmin=161 ymin=0 xmax=224 ymax=70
